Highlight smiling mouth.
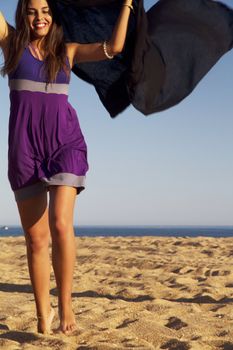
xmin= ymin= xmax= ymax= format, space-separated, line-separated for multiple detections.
xmin=34 ymin=23 xmax=48 ymax=29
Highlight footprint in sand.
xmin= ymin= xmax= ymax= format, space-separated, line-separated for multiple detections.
xmin=222 ymin=271 xmax=231 ymax=276
xmin=168 ymin=280 xmax=184 ymax=289
xmin=210 ymin=270 xmax=229 ymax=277
xmin=204 ymin=269 xmax=211 ymax=276
xmin=217 ymin=330 xmax=228 ymax=337
xmin=184 ymin=241 xmax=203 ymax=247
xmin=225 ymin=283 xmax=233 ymax=288
xmin=191 ymin=336 xmax=202 ymax=340
xmin=0 ymin=323 xmax=9 ymax=330
xmin=205 ymin=269 xmax=231 ymax=277
xmin=160 ymin=338 xmax=191 ymax=350
xmin=196 ymin=277 xmax=207 ymax=282
xmin=192 ymin=294 xmax=217 ymax=303
xmin=201 ymin=249 xmax=214 ymax=256
xmin=173 ymin=241 xmax=183 ymax=246
xmin=171 ymin=267 xmax=194 ymax=275
xmin=165 ymin=317 xmax=188 ymax=330
xmin=214 ymin=314 xmax=225 ymax=319
xmin=121 ymin=337 xmax=144 ymax=348
xmin=210 ymin=305 xmax=226 ymax=312
xmin=171 ymin=267 xmax=182 ymax=274
xmin=116 ymin=318 xmax=138 ymax=329
xmin=211 ymin=270 xmax=220 ymax=276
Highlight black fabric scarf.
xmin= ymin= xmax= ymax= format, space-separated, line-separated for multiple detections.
xmin=53 ymin=0 xmax=233 ymax=118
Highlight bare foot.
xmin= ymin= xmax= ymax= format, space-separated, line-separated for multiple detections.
xmin=37 ymin=308 xmax=55 ymax=335
xmin=58 ymin=305 xmax=77 ymax=335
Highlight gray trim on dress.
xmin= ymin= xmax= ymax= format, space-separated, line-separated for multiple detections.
xmin=41 ymin=173 xmax=86 ymax=187
xmin=9 ymin=79 xmax=69 ymax=95
xmin=14 ymin=173 xmax=86 ymax=201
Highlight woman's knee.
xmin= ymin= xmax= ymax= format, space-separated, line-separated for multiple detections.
xmin=49 ymin=216 xmax=73 ymax=240
xmin=25 ymin=229 xmax=50 ymax=252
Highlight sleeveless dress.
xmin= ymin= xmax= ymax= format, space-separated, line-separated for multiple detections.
xmin=8 ymin=46 xmax=89 ymax=201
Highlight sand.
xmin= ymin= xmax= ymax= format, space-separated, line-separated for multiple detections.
xmin=0 ymin=235 xmax=233 ymax=349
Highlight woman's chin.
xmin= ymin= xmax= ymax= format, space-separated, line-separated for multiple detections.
xmin=30 ymin=31 xmax=49 ymax=40
xmin=30 ymin=26 xmax=50 ymax=37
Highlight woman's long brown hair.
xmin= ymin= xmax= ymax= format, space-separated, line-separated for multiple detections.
xmin=0 ymin=0 xmax=70 ymax=84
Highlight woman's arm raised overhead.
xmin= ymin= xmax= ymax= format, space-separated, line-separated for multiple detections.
xmin=66 ymin=0 xmax=134 ymax=66
xmin=0 ymin=11 xmax=15 ymax=54
xmin=0 ymin=11 xmax=8 ymax=43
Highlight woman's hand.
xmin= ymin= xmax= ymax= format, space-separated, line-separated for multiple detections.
xmin=66 ymin=0 xmax=134 ymax=65
xmin=0 ymin=11 xmax=15 ymax=60
xmin=0 ymin=11 xmax=13 ymax=44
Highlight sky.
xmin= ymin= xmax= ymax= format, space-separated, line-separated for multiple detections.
xmin=0 ymin=0 xmax=232 ymax=226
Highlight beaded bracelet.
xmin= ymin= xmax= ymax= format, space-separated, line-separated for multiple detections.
xmin=123 ymin=3 xmax=134 ymax=12
xmin=103 ymin=40 xmax=114 ymax=60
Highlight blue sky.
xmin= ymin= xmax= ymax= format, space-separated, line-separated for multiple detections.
xmin=0 ymin=0 xmax=232 ymax=226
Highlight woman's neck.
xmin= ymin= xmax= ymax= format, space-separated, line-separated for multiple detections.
xmin=29 ymin=40 xmax=45 ymax=60
xmin=30 ymin=40 xmax=40 ymax=49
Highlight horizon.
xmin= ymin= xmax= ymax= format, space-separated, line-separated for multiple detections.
xmin=1 ymin=224 xmax=233 ymax=228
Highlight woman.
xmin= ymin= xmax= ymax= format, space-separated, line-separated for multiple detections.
xmin=0 ymin=0 xmax=134 ymax=335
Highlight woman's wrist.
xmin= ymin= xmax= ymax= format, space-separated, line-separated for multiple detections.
xmin=103 ymin=40 xmax=114 ymax=60
xmin=122 ymin=1 xmax=134 ymax=12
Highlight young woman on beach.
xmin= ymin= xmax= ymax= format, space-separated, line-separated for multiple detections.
xmin=0 ymin=0 xmax=134 ymax=335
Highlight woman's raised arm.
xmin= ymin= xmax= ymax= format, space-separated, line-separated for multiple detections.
xmin=0 ymin=11 xmax=14 ymax=49
xmin=66 ymin=0 xmax=134 ymax=66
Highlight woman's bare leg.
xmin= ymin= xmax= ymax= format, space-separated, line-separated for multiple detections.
xmin=17 ymin=191 xmax=54 ymax=333
xmin=48 ymin=185 xmax=77 ymax=334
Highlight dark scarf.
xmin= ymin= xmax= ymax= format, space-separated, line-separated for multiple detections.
xmin=53 ymin=0 xmax=233 ymax=118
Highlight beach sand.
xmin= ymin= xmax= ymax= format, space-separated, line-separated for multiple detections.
xmin=0 ymin=235 xmax=233 ymax=349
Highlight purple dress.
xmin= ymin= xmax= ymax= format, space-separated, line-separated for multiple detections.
xmin=8 ymin=46 xmax=89 ymax=201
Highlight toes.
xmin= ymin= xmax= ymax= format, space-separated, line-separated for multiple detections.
xmin=71 ymin=323 xmax=77 ymax=331
xmin=61 ymin=323 xmax=77 ymax=335
xmin=62 ymin=324 xmax=69 ymax=334
xmin=61 ymin=325 xmax=67 ymax=334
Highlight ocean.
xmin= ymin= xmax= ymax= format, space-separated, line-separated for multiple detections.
xmin=0 ymin=225 xmax=233 ymax=237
